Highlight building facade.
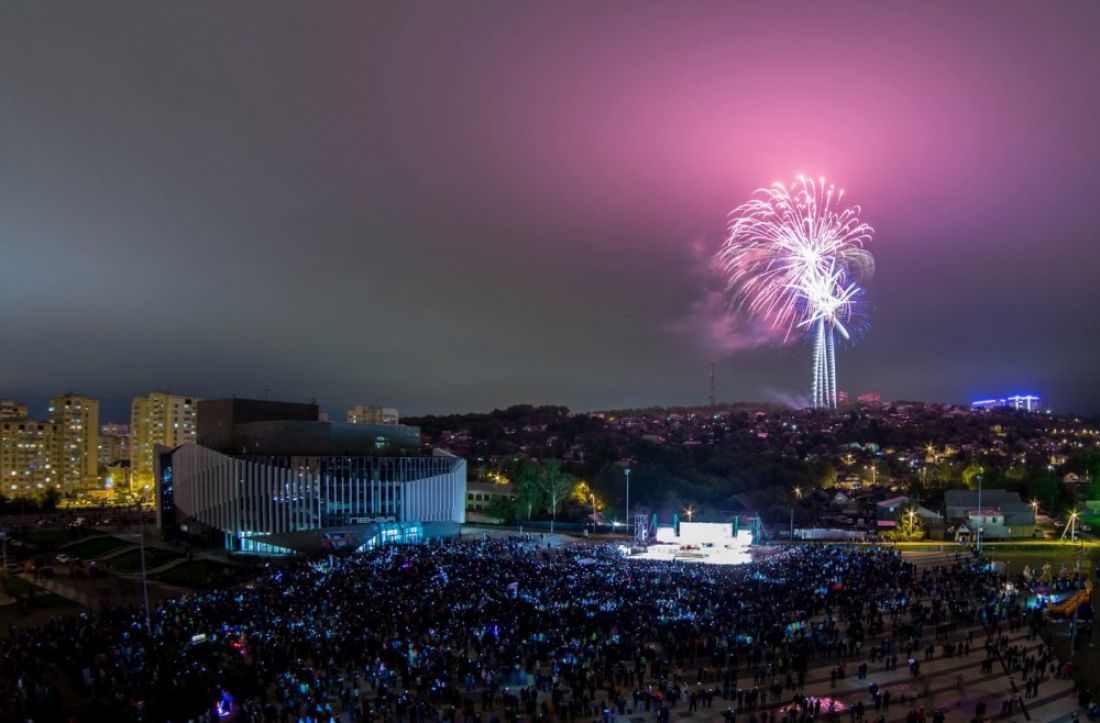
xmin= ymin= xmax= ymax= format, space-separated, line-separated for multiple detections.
xmin=972 ymin=395 xmax=1042 ymax=412
xmin=99 ymin=422 xmax=130 ymax=466
xmin=130 ymin=392 xmax=197 ymax=495
xmin=944 ymin=489 xmax=1037 ymax=539
xmin=0 ymin=418 xmax=59 ymax=496
xmin=0 ymin=400 xmax=28 ymax=420
xmin=156 ymin=398 xmax=464 ymax=554
xmin=160 ymin=445 xmax=465 ymax=553
xmin=49 ymin=393 xmax=99 ymax=496
xmin=347 ymin=406 xmax=400 ymax=425
xmin=465 ymin=480 xmax=514 ymax=523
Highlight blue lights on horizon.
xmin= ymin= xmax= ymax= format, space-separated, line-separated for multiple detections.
xmin=971 ymin=394 xmax=1043 ymax=412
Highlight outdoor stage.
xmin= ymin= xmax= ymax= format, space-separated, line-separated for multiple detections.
xmin=627 ymin=522 xmax=756 ymax=565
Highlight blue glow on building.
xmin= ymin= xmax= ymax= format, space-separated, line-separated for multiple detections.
xmin=971 ymin=394 xmax=1042 ymax=412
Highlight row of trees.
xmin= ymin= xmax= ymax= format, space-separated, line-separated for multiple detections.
xmin=0 ymin=488 xmax=60 ymax=515
xmin=490 ymin=460 xmax=582 ymax=532
xmin=482 ymin=443 xmax=828 ymax=527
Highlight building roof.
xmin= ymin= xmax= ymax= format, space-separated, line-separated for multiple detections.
xmin=944 ymin=489 xmax=1022 ymax=507
xmin=467 ymin=480 xmax=512 ymax=493
xmin=945 ymin=489 xmax=1035 ymax=525
xmin=876 ymin=496 xmax=910 ymax=508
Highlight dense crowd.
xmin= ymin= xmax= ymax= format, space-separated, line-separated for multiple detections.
xmin=0 ymin=539 xmax=1053 ymax=722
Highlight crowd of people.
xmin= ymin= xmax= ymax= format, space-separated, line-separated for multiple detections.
xmin=0 ymin=537 xmax=1074 ymax=722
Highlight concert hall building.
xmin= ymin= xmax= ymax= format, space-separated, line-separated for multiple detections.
xmin=155 ymin=398 xmax=466 ymax=554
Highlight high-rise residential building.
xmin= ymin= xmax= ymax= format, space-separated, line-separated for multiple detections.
xmin=99 ymin=422 xmax=130 ymax=466
xmin=0 ymin=417 xmax=59 ymax=497
xmin=347 ymin=406 xmax=399 ymax=425
xmin=0 ymin=400 xmax=28 ymax=420
xmin=972 ymin=394 xmax=1042 ymax=413
xmin=48 ymin=393 xmax=100 ymax=495
xmin=130 ymin=392 xmax=198 ymax=493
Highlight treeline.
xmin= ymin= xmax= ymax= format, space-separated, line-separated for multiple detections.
xmin=0 ymin=487 xmax=61 ymax=515
xmin=488 ymin=443 xmax=828 ymax=525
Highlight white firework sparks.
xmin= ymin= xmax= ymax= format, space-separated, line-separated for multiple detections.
xmin=714 ymin=176 xmax=875 ymax=408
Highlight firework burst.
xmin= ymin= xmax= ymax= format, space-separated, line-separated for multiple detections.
xmin=714 ymin=176 xmax=875 ymax=408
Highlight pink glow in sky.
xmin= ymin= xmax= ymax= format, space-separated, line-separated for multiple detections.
xmin=2 ymin=1 xmax=1099 ymax=413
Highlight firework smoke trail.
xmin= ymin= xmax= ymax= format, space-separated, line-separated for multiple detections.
xmin=714 ymin=176 xmax=875 ymax=408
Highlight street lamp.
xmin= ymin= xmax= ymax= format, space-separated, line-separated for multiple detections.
xmin=794 ymin=486 xmax=803 ymax=500
xmin=138 ymin=488 xmax=151 ymax=634
xmin=906 ymin=508 xmax=917 ymax=539
xmin=976 ymin=469 xmax=984 ymax=554
xmin=624 ymin=467 xmax=631 ymax=536
xmin=684 ymin=505 xmax=695 ymax=523
xmin=1062 ymin=510 xmax=1080 ymax=544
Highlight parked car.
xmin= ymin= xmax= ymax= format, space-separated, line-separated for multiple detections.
xmin=55 ymin=553 xmax=73 ymax=564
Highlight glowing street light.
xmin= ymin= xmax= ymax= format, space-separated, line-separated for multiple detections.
xmin=864 ymin=465 xmax=877 ymax=486
xmin=794 ymin=486 xmax=803 ymax=500
xmin=684 ymin=505 xmax=696 ymax=523
xmin=1060 ymin=510 xmax=1081 ymax=544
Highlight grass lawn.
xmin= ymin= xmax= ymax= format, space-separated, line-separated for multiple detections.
xmin=18 ymin=529 xmax=88 ymax=549
xmin=1 ymin=574 xmax=77 ymax=609
xmin=153 ymin=560 xmax=255 ymax=589
xmin=62 ymin=535 xmax=131 ymax=559
xmin=107 ymin=548 xmax=181 ymax=573
xmin=985 ymin=546 xmax=1097 ymax=576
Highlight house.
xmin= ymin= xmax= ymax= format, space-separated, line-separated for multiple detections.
xmin=875 ymin=496 xmax=910 ymax=521
xmin=465 ymin=480 xmax=514 ymax=523
xmin=944 ymin=489 xmax=1036 ymax=539
xmin=875 ymin=495 xmax=944 ymax=529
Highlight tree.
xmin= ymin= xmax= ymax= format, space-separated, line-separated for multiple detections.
xmin=42 ymin=487 xmax=60 ymax=511
xmin=1031 ymin=472 xmax=1063 ymax=514
xmin=1086 ymin=454 xmax=1100 ymax=500
xmin=538 ymin=460 xmax=574 ymax=533
xmin=961 ymin=463 xmax=983 ymax=491
xmin=512 ymin=460 xmax=544 ymax=522
xmin=897 ymin=504 xmax=925 ymax=541
xmin=485 ymin=494 xmax=517 ymax=524
xmin=571 ymin=480 xmax=605 ymax=523
xmin=814 ymin=461 xmax=838 ymax=489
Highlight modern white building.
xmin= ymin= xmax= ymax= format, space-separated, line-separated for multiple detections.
xmin=160 ymin=445 xmax=465 ymax=553
xmin=156 ymin=398 xmax=463 ymax=554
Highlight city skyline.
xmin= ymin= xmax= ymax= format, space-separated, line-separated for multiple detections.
xmin=2 ymin=2 xmax=1100 ymax=415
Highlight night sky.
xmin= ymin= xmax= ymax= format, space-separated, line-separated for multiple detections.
xmin=2 ymin=1 xmax=1099 ymax=421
